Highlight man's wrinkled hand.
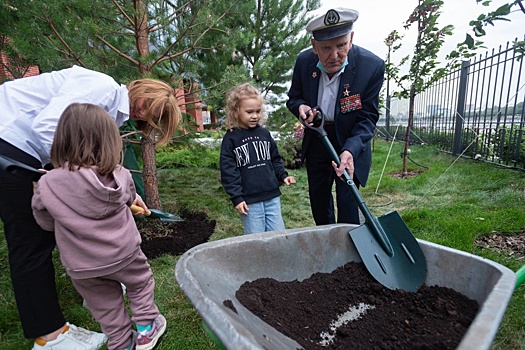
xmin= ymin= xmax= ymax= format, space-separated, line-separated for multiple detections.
xmin=332 ymin=150 xmax=354 ymax=179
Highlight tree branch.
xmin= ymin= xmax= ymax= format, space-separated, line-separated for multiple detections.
xmin=149 ymin=0 xmax=193 ymax=33
xmin=152 ymin=1 xmax=203 ymax=65
xmin=95 ymin=34 xmax=139 ymax=65
xmin=112 ymin=0 xmax=135 ymax=27
xmin=154 ymin=1 xmax=237 ymax=67
xmin=43 ymin=15 xmax=86 ymax=67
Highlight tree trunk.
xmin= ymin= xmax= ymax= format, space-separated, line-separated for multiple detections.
xmin=141 ymin=135 xmax=161 ymax=209
xmin=134 ymin=0 xmax=161 ymax=209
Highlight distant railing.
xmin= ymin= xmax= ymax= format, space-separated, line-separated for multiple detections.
xmin=377 ymin=36 xmax=525 ymax=172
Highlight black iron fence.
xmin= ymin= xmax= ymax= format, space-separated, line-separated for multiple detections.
xmin=377 ymin=36 xmax=525 ymax=171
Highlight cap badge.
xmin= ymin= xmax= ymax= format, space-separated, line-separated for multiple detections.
xmin=324 ymin=9 xmax=340 ymax=26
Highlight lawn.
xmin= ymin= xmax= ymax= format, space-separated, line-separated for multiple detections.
xmin=0 ymin=138 xmax=524 ymax=349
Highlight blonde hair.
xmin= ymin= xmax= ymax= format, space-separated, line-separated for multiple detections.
xmin=224 ymin=83 xmax=265 ymax=130
xmin=51 ymin=103 xmax=122 ymax=175
xmin=127 ymin=78 xmax=181 ymax=145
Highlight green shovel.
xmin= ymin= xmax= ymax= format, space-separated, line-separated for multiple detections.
xmin=298 ymin=107 xmax=427 ymax=292
xmin=130 ymin=204 xmax=184 ymax=223
xmin=0 ymin=154 xmax=45 ymax=181
xmin=0 ymin=154 xmax=185 ymax=223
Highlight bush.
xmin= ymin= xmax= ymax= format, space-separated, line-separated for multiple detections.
xmin=157 ymin=139 xmax=221 ymax=169
xmin=277 ymin=122 xmax=304 ymax=169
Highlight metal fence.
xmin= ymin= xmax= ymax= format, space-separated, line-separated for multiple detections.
xmin=377 ymin=36 xmax=525 ymax=172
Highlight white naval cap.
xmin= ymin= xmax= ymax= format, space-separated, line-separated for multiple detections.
xmin=306 ymin=8 xmax=359 ymax=41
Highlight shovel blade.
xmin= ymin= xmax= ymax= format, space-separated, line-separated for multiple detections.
xmin=349 ymin=210 xmax=427 ymax=292
xmin=148 ymin=209 xmax=184 ymax=222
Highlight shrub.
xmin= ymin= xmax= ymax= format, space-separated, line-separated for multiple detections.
xmin=157 ymin=139 xmax=221 ymax=169
xmin=277 ymin=122 xmax=304 ymax=169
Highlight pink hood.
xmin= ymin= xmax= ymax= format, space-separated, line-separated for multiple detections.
xmin=32 ymin=165 xmax=141 ymax=279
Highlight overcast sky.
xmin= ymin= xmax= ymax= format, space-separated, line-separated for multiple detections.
xmin=317 ymin=0 xmax=525 ymax=65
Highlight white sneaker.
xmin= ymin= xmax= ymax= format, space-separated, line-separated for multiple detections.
xmin=32 ymin=323 xmax=107 ymax=350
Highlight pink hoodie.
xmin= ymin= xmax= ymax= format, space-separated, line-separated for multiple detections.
xmin=32 ymin=165 xmax=141 ymax=279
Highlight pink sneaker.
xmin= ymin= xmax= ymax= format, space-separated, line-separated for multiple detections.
xmin=136 ymin=315 xmax=167 ymax=350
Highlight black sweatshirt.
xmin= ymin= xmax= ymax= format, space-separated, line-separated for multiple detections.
xmin=220 ymin=125 xmax=289 ymax=207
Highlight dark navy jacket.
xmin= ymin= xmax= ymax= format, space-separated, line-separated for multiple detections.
xmin=286 ymin=45 xmax=385 ymax=187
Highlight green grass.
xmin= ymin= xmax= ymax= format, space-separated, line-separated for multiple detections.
xmin=1 ymin=138 xmax=524 ymax=349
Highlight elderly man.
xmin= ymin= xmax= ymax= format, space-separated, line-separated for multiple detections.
xmin=287 ymin=7 xmax=385 ymax=225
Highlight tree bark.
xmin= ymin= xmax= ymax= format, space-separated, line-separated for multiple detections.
xmin=141 ymin=135 xmax=161 ymax=209
xmin=134 ymin=0 xmax=161 ymax=209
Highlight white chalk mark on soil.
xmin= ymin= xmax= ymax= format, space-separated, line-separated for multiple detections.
xmin=318 ymin=303 xmax=375 ymax=347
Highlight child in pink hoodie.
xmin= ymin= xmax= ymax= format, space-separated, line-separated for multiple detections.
xmin=32 ymin=103 xmax=166 ymax=350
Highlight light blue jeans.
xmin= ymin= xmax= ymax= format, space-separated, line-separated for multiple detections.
xmin=241 ymin=196 xmax=285 ymax=235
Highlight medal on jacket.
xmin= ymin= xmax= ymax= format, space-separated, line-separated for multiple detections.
xmin=340 ymin=84 xmax=362 ymax=113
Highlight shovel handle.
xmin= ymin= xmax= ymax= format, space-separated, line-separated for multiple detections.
xmin=300 ymin=107 xmax=394 ymax=257
xmin=296 ymin=106 xmax=327 ymax=138
xmin=516 ymin=264 xmax=525 ymax=289
xmin=130 ymin=204 xmax=151 ymax=216
xmin=0 ymin=154 xmax=46 ymax=181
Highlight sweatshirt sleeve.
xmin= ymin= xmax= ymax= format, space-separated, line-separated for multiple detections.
xmin=117 ymin=166 xmax=137 ymax=207
xmin=270 ymin=134 xmax=288 ymax=182
xmin=31 ymin=180 xmax=55 ymax=232
xmin=220 ymin=133 xmax=245 ymax=207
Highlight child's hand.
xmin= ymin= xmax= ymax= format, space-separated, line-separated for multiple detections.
xmin=235 ymin=201 xmax=249 ymax=216
xmin=32 ymin=169 xmax=48 ymax=193
xmin=283 ymin=176 xmax=296 ymax=186
xmin=131 ymin=194 xmax=150 ymax=216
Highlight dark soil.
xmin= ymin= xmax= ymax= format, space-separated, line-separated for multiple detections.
xmin=136 ymin=209 xmax=216 ymax=259
xmin=235 ymin=262 xmax=479 ymax=350
xmin=230 ymin=231 xmax=525 ymax=350
xmin=389 ymin=169 xmax=425 ymax=179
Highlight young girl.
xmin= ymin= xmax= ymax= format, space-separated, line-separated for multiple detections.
xmin=220 ymin=83 xmax=296 ymax=235
xmin=32 ymin=103 xmax=166 ymax=350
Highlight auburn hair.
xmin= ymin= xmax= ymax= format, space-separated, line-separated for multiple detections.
xmin=127 ymin=78 xmax=181 ymax=145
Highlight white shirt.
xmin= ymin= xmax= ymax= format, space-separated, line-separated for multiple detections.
xmin=0 ymin=65 xmax=129 ymax=166
xmin=317 ymin=67 xmax=346 ymax=122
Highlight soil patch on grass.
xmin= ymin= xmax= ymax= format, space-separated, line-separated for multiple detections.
xmin=236 ymin=262 xmax=479 ymax=350
xmin=136 ymin=209 xmax=216 ymax=259
xmin=389 ymin=169 xmax=425 ymax=179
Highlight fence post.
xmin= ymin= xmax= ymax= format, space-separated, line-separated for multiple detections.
xmin=453 ymin=60 xmax=469 ymax=155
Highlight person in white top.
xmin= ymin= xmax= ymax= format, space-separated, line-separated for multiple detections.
xmin=0 ymin=65 xmax=181 ymax=350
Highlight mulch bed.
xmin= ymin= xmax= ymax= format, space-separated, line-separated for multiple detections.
xmin=475 ymin=231 xmax=525 ymax=261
